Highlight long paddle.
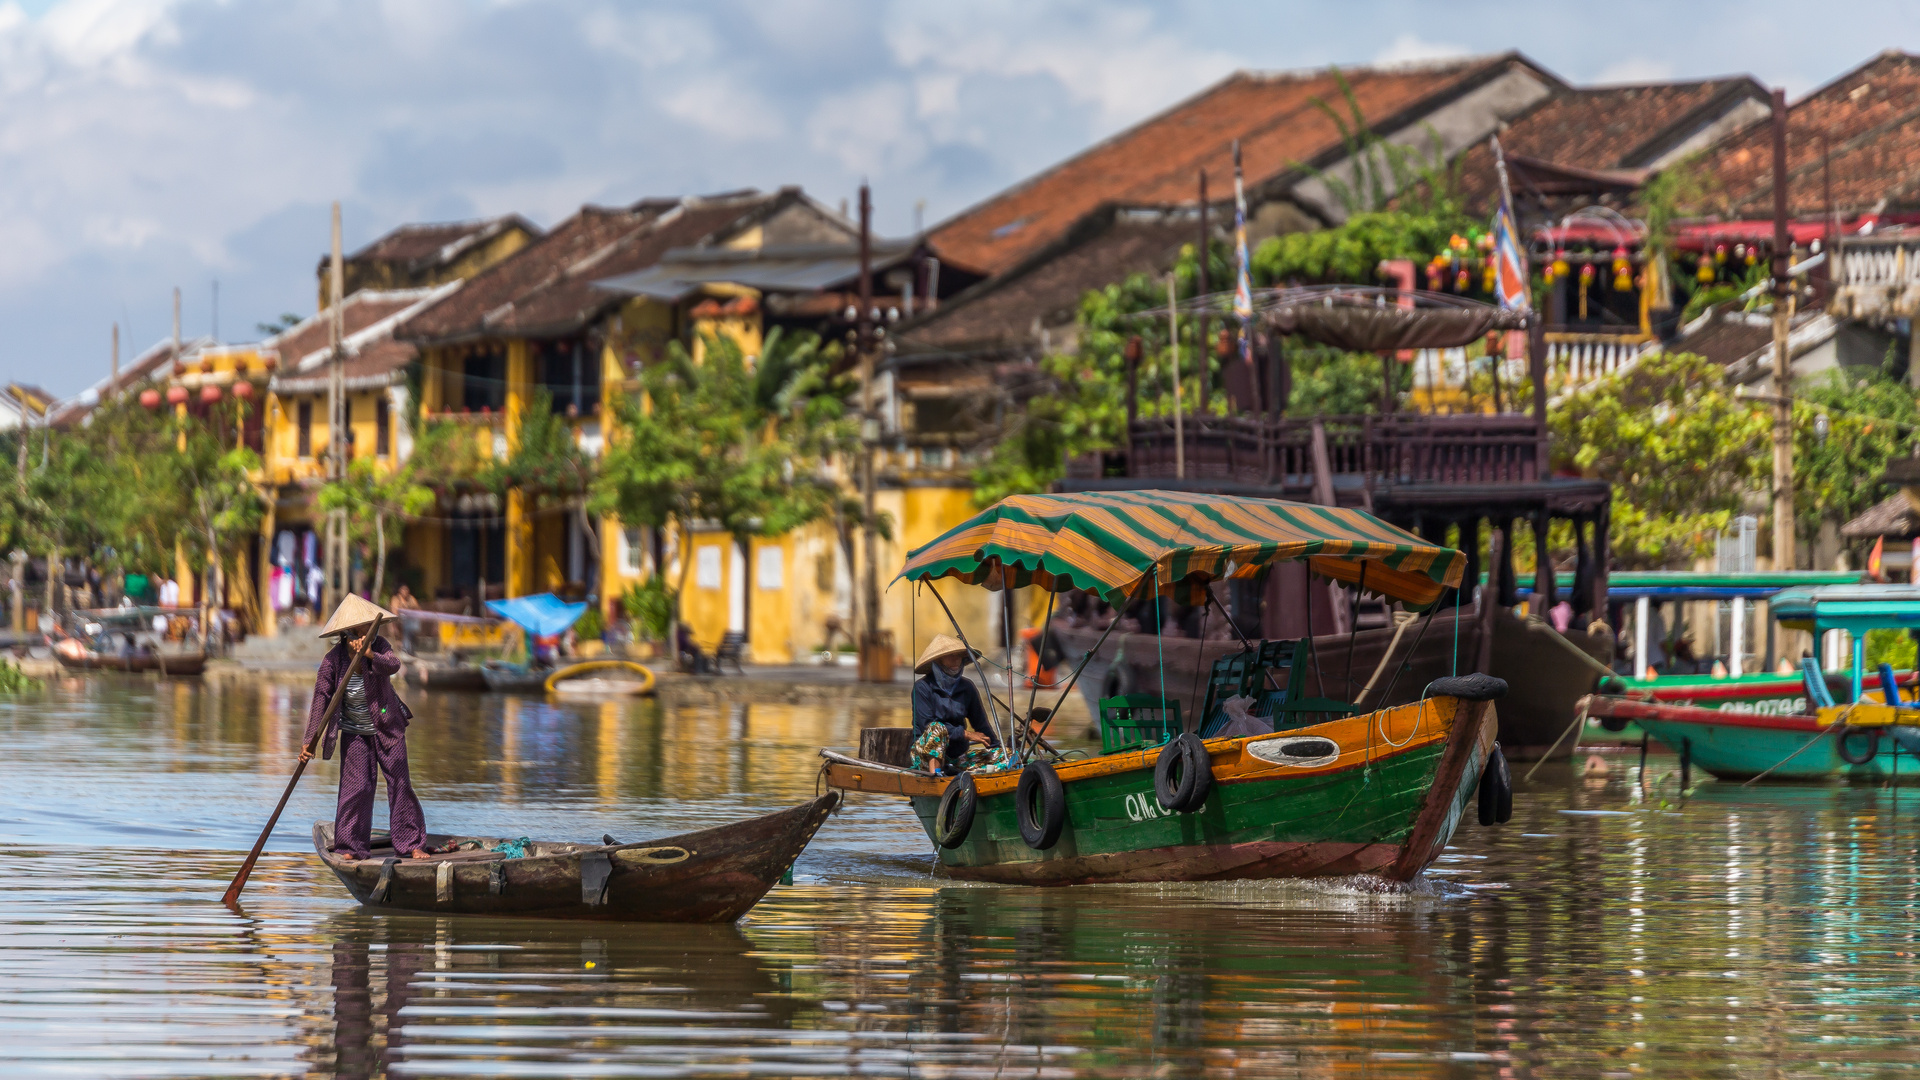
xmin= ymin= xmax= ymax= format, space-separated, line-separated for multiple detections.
xmin=221 ymin=618 xmax=384 ymax=906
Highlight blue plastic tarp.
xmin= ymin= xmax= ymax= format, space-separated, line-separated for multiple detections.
xmin=485 ymin=593 xmax=588 ymax=638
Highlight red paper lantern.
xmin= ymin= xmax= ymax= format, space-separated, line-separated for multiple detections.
xmin=165 ymin=385 xmax=189 ymax=405
xmin=200 ymin=385 xmax=222 ymax=403
xmin=139 ymin=389 xmax=162 ymax=409
xmin=232 ymin=381 xmax=254 ymax=400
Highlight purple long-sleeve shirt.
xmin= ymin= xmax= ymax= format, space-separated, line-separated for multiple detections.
xmin=303 ymin=636 xmax=412 ymax=760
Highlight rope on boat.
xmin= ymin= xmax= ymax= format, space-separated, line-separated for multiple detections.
xmin=1741 ymin=705 xmax=1856 ymax=787
xmin=1524 ymin=697 xmax=1591 ymax=783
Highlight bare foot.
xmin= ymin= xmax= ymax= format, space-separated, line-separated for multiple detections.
xmin=408 ymin=849 xmax=431 ymax=859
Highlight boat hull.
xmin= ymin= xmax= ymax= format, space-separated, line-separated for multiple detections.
xmin=312 ymin=793 xmax=837 ymax=922
xmin=406 ymin=660 xmax=488 ymax=691
xmin=1582 ymin=696 xmax=1920 ymax=782
xmin=824 ymin=696 xmax=1496 ymax=886
xmin=53 ymin=650 xmax=206 ymax=675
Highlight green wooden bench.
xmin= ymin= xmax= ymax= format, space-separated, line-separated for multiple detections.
xmin=1097 ymin=694 xmax=1181 ymax=755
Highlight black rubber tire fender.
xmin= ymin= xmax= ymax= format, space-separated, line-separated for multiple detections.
xmin=934 ymin=773 xmax=977 ymax=849
xmin=1016 ymin=761 xmax=1067 ymax=850
xmin=1837 ymin=726 xmax=1880 ymax=765
xmin=1492 ymin=742 xmax=1513 ymax=824
xmin=1428 ymin=674 xmax=1510 ymax=701
xmin=1154 ymin=733 xmax=1214 ymax=813
xmin=1477 ymin=749 xmax=1497 ymax=826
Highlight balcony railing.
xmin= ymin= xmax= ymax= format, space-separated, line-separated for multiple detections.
xmin=1070 ymin=412 xmax=1545 ymax=488
xmin=1831 ymin=236 xmax=1920 ymax=319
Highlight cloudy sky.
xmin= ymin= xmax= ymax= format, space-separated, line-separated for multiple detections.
xmin=2 ymin=0 xmax=1911 ymax=396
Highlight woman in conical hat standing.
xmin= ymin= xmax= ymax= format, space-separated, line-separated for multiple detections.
xmin=908 ymin=634 xmax=1011 ymax=776
xmin=301 ymin=594 xmax=430 ymax=860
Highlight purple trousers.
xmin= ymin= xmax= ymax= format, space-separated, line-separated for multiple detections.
xmin=333 ymin=731 xmax=427 ymax=859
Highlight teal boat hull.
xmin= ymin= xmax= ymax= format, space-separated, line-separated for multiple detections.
xmin=1584 ymin=696 xmax=1918 ymax=782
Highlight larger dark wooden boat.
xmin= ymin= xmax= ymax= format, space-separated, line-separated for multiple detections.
xmin=312 ymin=793 xmax=838 ymax=922
xmin=1057 ymin=606 xmax=1610 ymax=758
xmin=52 ymin=647 xmax=207 ymax=676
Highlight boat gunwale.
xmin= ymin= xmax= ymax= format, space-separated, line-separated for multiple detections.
xmin=822 ymin=697 xmax=1459 ymax=799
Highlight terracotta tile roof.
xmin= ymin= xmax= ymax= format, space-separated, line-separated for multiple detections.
xmin=268 ymin=290 xmax=432 ymax=368
xmin=1448 ymin=78 xmax=1768 ymax=211
xmin=899 ymin=207 xmax=1192 ymax=354
xmin=46 ymin=335 xmax=215 ymax=427
xmin=1697 ymin=51 xmax=1920 ymax=218
xmin=1668 ymin=310 xmax=1774 ymax=367
xmin=928 ymin=54 xmax=1559 ymax=277
xmin=345 ymin=214 xmax=541 ymax=274
xmin=1842 ymin=493 xmax=1918 ymax=538
xmin=272 ymin=340 xmax=418 ymax=394
xmin=398 ymin=190 xmax=799 ymax=344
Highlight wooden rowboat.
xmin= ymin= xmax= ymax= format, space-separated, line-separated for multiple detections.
xmin=53 ymin=648 xmax=207 ymax=676
xmin=312 ymin=792 xmax=838 ymax=922
xmin=823 ymin=690 xmax=1499 ymax=886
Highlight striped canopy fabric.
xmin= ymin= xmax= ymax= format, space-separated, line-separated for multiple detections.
xmin=898 ymin=491 xmax=1466 ymax=608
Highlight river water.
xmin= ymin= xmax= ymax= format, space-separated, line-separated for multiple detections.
xmin=2 ymin=675 xmax=1919 ymax=1078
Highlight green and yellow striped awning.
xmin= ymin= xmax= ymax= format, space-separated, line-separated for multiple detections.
xmin=898 ymin=491 xmax=1466 ymax=608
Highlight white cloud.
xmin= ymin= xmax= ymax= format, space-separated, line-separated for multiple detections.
xmin=1595 ymin=56 xmax=1679 ymax=84
xmin=0 ymin=0 xmax=1906 ymax=396
xmin=1373 ymin=33 xmax=1468 ymax=66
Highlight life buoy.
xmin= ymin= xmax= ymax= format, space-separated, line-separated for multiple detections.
xmin=1837 ymin=726 xmax=1880 ymax=765
xmin=935 ymin=773 xmax=977 ymax=849
xmin=1478 ymin=742 xmax=1513 ymax=826
xmin=1017 ymin=761 xmax=1066 ymax=850
xmin=1153 ymin=733 xmax=1214 ymax=813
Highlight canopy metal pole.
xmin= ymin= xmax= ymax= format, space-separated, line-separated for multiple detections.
xmin=921 ymin=579 xmax=1008 ymax=747
xmin=1023 ymin=590 xmax=1058 ymax=759
xmin=1042 ymin=602 xmax=1127 ymax=722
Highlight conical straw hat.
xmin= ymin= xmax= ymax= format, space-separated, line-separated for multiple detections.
xmin=913 ymin=633 xmax=979 ymax=675
xmin=319 ymin=593 xmax=395 ymax=638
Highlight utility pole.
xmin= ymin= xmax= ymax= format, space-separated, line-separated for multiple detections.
xmin=324 ymin=202 xmax=348 ymax=617
xmin=1196 ymin=169 xmax=1210 ymax=417
xmin=856 ymin=184 xmax=889 ymax=682
xmin=1768 ymin=89 xmax=1796 ymax=571
xmin=111 ymin=323 xmax=119 ymax=392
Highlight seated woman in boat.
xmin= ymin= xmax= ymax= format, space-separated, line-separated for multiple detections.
xmin=909 ymin=635 xmax=1012 ymax=775
xmin=301 ymin=595 xmax=430 ymax=862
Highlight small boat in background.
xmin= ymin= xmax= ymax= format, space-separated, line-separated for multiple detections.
xmin=480 ymin=659 xmax=551 ymax=693
xmin=1582 ymin=584 xmax=1920 ymax=782
xmin=50 ymin=607 xmax=207 ymax=676
xmin=313 ymin=793 xmax=838 ymax=922
xmin=547 ymin=660 xmax=655 ymax=698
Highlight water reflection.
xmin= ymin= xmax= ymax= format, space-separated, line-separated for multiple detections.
xmin=3 ymin=679 xmax=1920 ymax=1076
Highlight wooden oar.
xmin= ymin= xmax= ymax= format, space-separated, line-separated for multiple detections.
xmin=221 ymin=618 xmax=384 ymax=906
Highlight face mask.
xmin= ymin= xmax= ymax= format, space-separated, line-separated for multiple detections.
xmin=931 ymin=662 xmax=963 ymax=692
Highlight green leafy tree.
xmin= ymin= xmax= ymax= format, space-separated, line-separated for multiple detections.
xmin=591 ymin=329 xmax=854 ymax=652
xmin=1296 ymin=70 xmax=1467 ymax=219
xmin=316 ymin=456 xmax=435 ymax=601
xmin=492 ymin=387 xmax=601 ymax=573
xmin=1551 ymin=350 xmax=1770 ymax=567
xmin=1793 ymin=363 xmax=1920 ymax=559
xmin=166 ymin=406 xmax=267 ymax=642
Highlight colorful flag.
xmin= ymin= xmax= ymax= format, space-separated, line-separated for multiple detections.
xmin=1232 ymin=140 xmax=1253 ymax=365
xmin=1869 ymin=534 xmax=1885 ymax=579
xmin=1489 ymin=138 xmax=1530 ymax=312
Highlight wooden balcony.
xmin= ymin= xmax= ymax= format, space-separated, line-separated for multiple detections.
xmin=1069 ymin=412 xmax=1547 ymax=489
xmin=1830 ymin=235 xmax=1920 ymax=320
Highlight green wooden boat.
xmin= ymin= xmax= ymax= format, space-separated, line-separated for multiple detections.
xmin=822 ymin=490 xmax=1513 ymax=886
xmin=1583 ymin=584 xmax=1920 ymax=782
xmin=823 ymin=693 xmax=1498 ymax=885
